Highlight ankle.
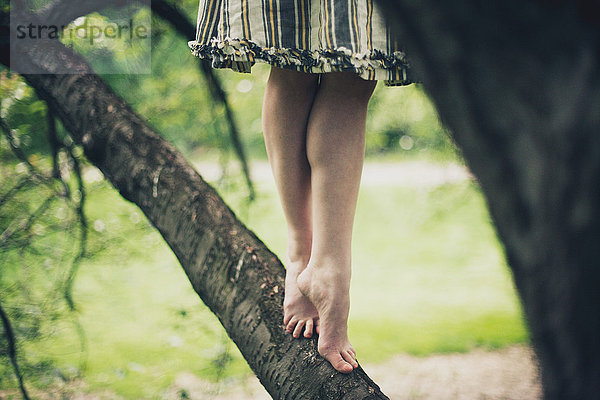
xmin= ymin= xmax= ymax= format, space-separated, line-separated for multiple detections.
xmin=286 ymin=239 xmax=312 ymax=266
xmin=302 ymin=261 xmax=352 ymax=291
xmin=306 ymin=255 xmax=351 ymax=273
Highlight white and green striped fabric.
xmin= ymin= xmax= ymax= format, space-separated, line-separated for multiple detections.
xmin=188 ymin=0 xmax=413 ymax=85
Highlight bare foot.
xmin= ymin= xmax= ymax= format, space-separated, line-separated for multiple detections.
xmin=297 ymin=262 xmax=358 ymax=373
xmin=283 ymin=256 xmax=320 ymax=339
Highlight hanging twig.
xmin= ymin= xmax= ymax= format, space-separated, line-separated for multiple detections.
xmin=0 ymin=299 xmax=32 ymax=400
xmin=38 ymin=104 xmax=89 ymax=312
xmin=62 ymin=138 xmax=88 ymax=312
xmin=0 ymin=195 xmax=55 ymax=248
xmin=1 ymin=99 xmax=90 ymax=376
xmin=46 ymin=104 xmax=62 ymax=179
xmin=46 ymin=106 xmax=73 ymax=201
xmin=45 ymin=104 xmax=90 ymax=371
xmin=0 ymin=177 xmax=32 ymax=208
xmin=151 ymin=0 xmax=255 ymax=200
xmin=0 ymin=114 xmax=69 ymax=198
xmin=201 ymin=61 xmax=256 ymax=201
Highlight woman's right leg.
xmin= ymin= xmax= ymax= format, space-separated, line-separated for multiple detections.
xmin=262 ymin=66 xmax=320 ymax=338
xmin=298 ymin=71 xmax=376 ymax=373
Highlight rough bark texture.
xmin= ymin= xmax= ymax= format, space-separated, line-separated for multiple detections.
xmin=378 ymin=1 xmax=600 ymax=399
xmin=1 ymin=9 xmax=388 ymax=399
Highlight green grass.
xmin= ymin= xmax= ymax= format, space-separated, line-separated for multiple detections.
xmin=348 ymin=181 xmax=527 ymax=361
xmin=2 ymin=159 xmax=528 ymax=398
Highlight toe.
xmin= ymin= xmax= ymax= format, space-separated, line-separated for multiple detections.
xmin=321 ymin=349 xmax=353 ymax=373
xmin=293 ymin=320 xmax=306 ymax=338
xmin=342 ymin=350 xmax=358 ymax=369
xmin=286 ymin=317 xmax=298 ymax=333
xmin=283 ymin=312 xmax=291 ymax=326
xmin=304 ymin=319 xmax=314 ymax=338
xmin=315 ymin=319 xmax=320 ymax=335
xmin=348 ymin=347 xmax=356 ymax=358
xmin=328 ymin=352 xmax=353 ymax=374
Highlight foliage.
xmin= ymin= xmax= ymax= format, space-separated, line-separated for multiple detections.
xmin=1 ymin=74 xmax=74 ymax=391
xmin=367 ymin=84 xmax=460 ymax=160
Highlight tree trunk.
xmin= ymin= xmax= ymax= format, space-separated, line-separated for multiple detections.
xmin=1 ymin=8 xmax=389 ymax=399
xmin=378 ymin=1 xmax=600 ymax=398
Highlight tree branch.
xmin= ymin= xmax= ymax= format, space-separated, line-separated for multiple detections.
xmin=1 ymin=8 xmax=388 ymax=399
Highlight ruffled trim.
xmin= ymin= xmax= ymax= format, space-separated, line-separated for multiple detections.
xmin=188 ymin=37 xmax=413 ymax=86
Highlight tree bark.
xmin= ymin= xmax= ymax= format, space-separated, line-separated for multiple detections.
xmin=1 ymin=8 xmax=389 ymax=399
xmin=378 ymin=1 xmax=600 ymax=398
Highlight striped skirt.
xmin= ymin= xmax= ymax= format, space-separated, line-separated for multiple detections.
xmin=188 ymin=0 xmax=414 ymax=86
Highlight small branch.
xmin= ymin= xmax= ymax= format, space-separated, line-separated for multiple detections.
xmin=202 ymin=60 xmax=256 ymax=201
xmin=45 ymin=105 xmax=72 ymax=198
xmin=0 ymin=195 xmax=55 ymax=247
xmin=62 ymin=141 xmax=88 ymax=312
xmin=0 ymin=177 xmax=32 ymax=208
xmin=0 ymin=299 xmax=32 ymax=400
xmin=46 ymin=106 xmax=62 ymax=179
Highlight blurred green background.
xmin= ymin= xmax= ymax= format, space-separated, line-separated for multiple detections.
xmin=0 ymin=1 xmax=527 ymax=398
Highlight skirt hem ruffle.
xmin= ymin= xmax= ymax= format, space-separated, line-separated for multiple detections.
xmin=188 ymin=37 xmax=414 ymax=86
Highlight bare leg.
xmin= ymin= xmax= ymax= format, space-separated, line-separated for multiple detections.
xmin=297 ymin=72 xmax=376 ymax=373
xmin=262 ymin=67 xmax=320 ymax=338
